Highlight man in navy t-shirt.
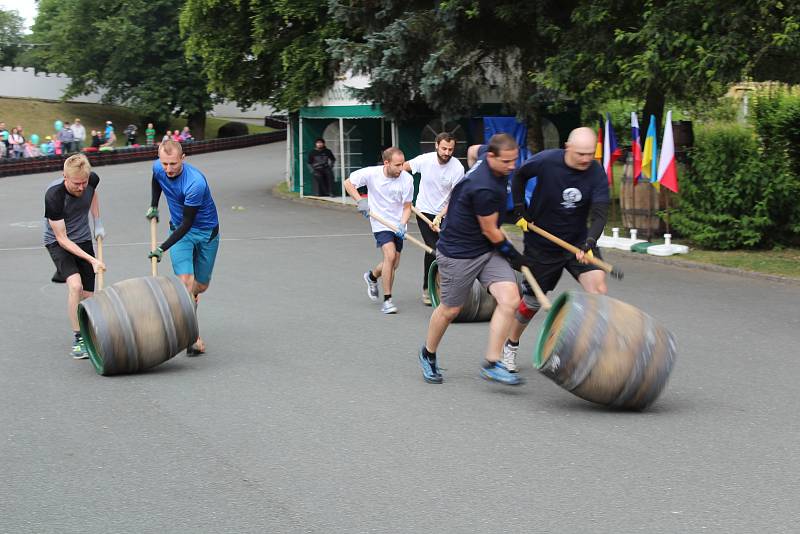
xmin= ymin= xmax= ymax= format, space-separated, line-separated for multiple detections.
xmin=418 ymin=133 xmax=532 ymax=386
xmin=147 ymin=140 xmax=220 ymax=356
xmin=501 ymin=127 xmax=611 ymax=372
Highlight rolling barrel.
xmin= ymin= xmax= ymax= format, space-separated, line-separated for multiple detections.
xmin=428 ymin=260 xmax=496 ymax=322
xmin=534 ymin=291 xmax=676 ymax=410
xmin=78 ymin=276 xmax=198 ymax=376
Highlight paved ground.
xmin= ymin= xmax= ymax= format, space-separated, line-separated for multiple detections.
xmin=1 ymin=143 xmax=798 ymax=533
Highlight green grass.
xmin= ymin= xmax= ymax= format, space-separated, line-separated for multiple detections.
xmin=0 ymin=97 xmax=273 ymax=147
xmin=678 ymin=248 xmax=800 ymax=278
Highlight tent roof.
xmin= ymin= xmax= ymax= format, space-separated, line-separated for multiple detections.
xmin=300 ymin=104 xmax=383 ymax=119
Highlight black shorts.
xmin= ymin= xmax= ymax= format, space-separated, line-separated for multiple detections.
xmin=523 ymin=246 xmax=603 ymax=294
xmin=46 ymin=241 xmax=95 ymax=292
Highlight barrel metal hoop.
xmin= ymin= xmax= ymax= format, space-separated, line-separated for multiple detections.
xmin=144 ymin=277 xmax=179 ymax=357
xmin=81 ymin=300 xmax=113 ymax=374
xmin=104 ymin=287 xmax=140 ymax=373
xmin=612 ymin=314 xmax=656 ymax=407
xmin=562 ymin=295 xmax=609 ymax=391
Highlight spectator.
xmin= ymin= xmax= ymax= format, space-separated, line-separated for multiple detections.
xmin=145 ymin=123 xmax=156 ymax=145
xmin=0 ymin=137 xmax=6 ymax=158
xmin=162 ymin=130 xmax=171 ymax=143
xmin=72 ymin=118 xmax=86 ymax=151
xmin=58 ymin=122 xmax=75 ymax=154
xmin=124 ymin=124 xmax=138 ymax=146
xmin=24 ymin=139 xmax=42 ymax=158
xmin=179 ymin=126 xmax=193 ymax=142
xmin=42 ymin=136 xmax=55 ymax=156
xmin=0 ymin=122 xmax=9 ymax=154
xmin=90 ymin=130 xmax=103 ymax=149
xmin=171 ymin=130 xmax=181 ymax=142
xmin=9 ymin=127 xmax=24 ymax=158
xmin=102 ymin=128 xmax=117 ymax=148
xmin=16 ymin=125 xmax=25 ymax=143
xmin=104 ymin=121 xmax=114 ymax=139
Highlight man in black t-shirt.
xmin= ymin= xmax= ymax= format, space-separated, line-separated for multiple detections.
xmin=501 ymin=127 xmax=610 ymax=372
xmin=418 ymin=133 xmax=532 ymax=386
xmin=307 ymin=138 xmax=336 ymax=197
xmin=43 ymin=154 xmax=106 ymax=359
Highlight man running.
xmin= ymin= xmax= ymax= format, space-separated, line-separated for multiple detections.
xmin=403 ymin=132 xmax=465 ymax=305
xmin=44 ymin=154 xmax=106 ymax=359
xmin=344 ymin=147 xmax=414 ymax=314
xmin=502 ymin=127 xmax=610 ymax=372
xmin=147 ymin=140 xmax=220 ymax=355
xmin=418 ymin=133 xmax=532 ymax=385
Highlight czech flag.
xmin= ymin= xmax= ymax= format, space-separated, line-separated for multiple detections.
xmin=631 ymin=112 xmax=643 ymax=185
xmin=641 ymin=114 xmax=658 ymax=188
xmin=657 ymin=110 xmax=679 ymax=193
xmin=603 ymin=114 xmax=622 ymax=186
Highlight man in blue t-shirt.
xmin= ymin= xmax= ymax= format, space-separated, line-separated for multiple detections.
xmin=501 ymin=127 xmax=611 ymax=372
xmin=147 ymin=140 xmax=220 ymax=356
xmin=418 ymin=133 xmax=533 ymax=386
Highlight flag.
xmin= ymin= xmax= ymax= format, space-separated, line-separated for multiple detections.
xmin=657 ymin=110 xmax=679 ymax=193
xmin=594 ymin=123 xmax=603 ymax=161
xmin=641 ymin=114 xmax=658 ymax=187
xmin=631 ymin=112 xmax=643 ymax=185
xmin=603 ymin=113 xmax=623 ymax=186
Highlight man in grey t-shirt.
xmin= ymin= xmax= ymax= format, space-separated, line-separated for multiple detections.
xmin=44 ymin=154 xmax=106 ymax=359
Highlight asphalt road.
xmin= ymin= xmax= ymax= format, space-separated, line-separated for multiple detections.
xmin=1 ymin=143 xmax=798 ymax=533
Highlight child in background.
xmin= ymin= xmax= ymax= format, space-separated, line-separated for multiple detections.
xmin=145 ymin=123 xmax=156 ymax=145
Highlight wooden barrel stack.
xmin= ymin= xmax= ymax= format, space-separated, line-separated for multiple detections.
xmin=534 ymin=291 xmax=676 ymax=410
xmin=78 ymin=275 xmax=198 ymax=376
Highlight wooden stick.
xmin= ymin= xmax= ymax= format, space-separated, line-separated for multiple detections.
xmin=368 ymin=211 xmax=433 ymax=254
xmin=150 ymin=217 xmax=158 ymax=277
xmin=411 ymin=205 xmax=433 ymax=226
xmin=526 ymin=222 xmax=624 ymax=280
xmin=96 ymin=236 xmax=104 ymax=291
xmin=520 ymin=266 xmax=551 ymax=311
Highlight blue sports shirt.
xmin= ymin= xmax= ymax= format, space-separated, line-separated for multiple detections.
xmin=152 ymin=160 xmax=219 ymax=230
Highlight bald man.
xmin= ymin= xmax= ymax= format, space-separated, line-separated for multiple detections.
xmin=502 ymin=127 xmax=610 ymax=372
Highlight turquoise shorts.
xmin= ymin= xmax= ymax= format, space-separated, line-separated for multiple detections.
xmin=169 ymin=226 xmax=220 ymax=285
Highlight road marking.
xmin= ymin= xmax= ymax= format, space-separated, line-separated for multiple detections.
xmin=0 ymin=232 xmax=428 ymax=252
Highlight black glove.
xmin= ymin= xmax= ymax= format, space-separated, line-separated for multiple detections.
xmin=580 ymin=237 xmax=597 ymax=252
xmin=495 ymin=239 xmax=534 ymax=271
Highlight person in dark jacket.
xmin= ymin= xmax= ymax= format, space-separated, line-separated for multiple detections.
xmin=307 ymin=138 xmax=336 ymax=197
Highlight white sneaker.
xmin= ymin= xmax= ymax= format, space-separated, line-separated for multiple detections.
xmin=381 ymin=299 xmax=398 ymax=314
xmin=502 ymin=341 xmax=519 ymax=373
xmin=421 ymin=289 xmax=432 ymax=306
xmin=364 ymin=271 xmax=379 ymax=301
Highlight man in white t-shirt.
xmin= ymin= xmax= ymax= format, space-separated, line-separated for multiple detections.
xmin=403 ymin=132 xmax=465 ymax=305
xmin=344 ymin=147 xmax=414 ymax=314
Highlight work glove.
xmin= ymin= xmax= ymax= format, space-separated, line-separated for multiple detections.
xmin=495 ymin=239 xmax=533 ymax=272
xmin=148 ymin=247 xmax=164 ymax=262
xmin=145 ymin=206 xmax=159 ymax=222
xmin=356 ymin=198 xmax=369 ymax=219
xmin=512 ymin=204 xmax=530 ymax=232
xmin=432 ymin=213 xmax=444 ymax=229
xmin=395 ymin=223 xmax=407 ymax=240
xmin=580 ymin=237 xmax=597 ymax=253
xmin=93 ymin=218 xmax=106 ymax=240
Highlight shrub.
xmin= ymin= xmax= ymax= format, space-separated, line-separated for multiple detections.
xmin=217 ymin=121 xmax=249 ymax=138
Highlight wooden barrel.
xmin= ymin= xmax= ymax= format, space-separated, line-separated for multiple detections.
xmin=534 ymin=291 xmax=676 ymax=410
xmin=78 ymin=276 xmax=198 ymax=376
xmin=427 ymin=260 xmax=496 ymax=322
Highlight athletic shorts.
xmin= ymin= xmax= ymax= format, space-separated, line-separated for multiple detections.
xmin=374 ymin=231 xmax=404 ymax=253
xmin=47 ymin=240 xmax=95 ymax=292
xmin=522 ymin=247 xmax=604 ymax=298
xmin=169 ymin=225 xmax=220 ymax=285
xmin=435 ymin=250 xmax=516 ymax=308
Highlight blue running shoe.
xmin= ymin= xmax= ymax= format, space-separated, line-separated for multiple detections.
xmin=481 ymin=361 xmax=523 ymax=385
xmin=418 ymin=346 xmax=443 ymax=384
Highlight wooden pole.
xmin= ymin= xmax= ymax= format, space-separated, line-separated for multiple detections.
xmin=368 ymin=211 xmax=433 ymax=254
xmin=150 ymin=217 xmax=158 ymax=277
xmin=96 ymin=236 xmax=104 ymax=291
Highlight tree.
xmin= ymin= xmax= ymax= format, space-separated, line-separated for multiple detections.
xmin=29 ymin=0 xmax=215 ymax=137
xmin=0 ymin=8 xmax=25 ymax=66
xmin=327 ymin=1 xmax=574 ymax=151
xmin=541 ymin=0 xmax=800 ymax=136
xmin=180 ymin=0 xmax=343 ymax=112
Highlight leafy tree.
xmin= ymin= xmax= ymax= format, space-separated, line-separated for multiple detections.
xmin=29 ymin=0 xmax=215 ymax=137
xmin=181 ymin=0 xmax=343 ymax=112
xmin=0 ymin=8 xmax=25 ymax=66
xmin=541 ymin=0 xmax=800 ymax=136
xmin=327 ymin=1 xmax=573 ymax=150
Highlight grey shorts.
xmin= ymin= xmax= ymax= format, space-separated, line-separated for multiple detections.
xmin=436 ymin=250 xmax=517 ymax=308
